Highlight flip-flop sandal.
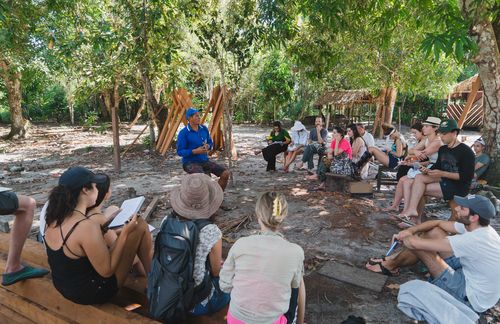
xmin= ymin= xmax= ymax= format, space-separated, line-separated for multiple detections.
xmin=368 ymin=257 xmax=386 ymax=265
xmin=2 ymin=265 xmax=50 ymax=286
xmin=398 ymin=221 xmax=413 ymax=229
xmin=368 ymin=262 xmax=399 ymax=277
xmin=395 ymin=215 xmax=416 ymax=225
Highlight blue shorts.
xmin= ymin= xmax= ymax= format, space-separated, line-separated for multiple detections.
xmin=430 ymin=256 xmax=468 ymax=305
xmin=388 ymin=153 xmax=402 ymax=169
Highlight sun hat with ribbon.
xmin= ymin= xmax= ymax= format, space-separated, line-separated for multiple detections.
xmin=422 ymin=116 xmax=441 ymax=127
xmin=170 ymin=173 xmax=223 ymax=219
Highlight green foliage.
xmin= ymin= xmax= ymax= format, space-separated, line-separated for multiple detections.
xmin=83 ymin=111 xmax=100 ymax=127
xmin=141 ymin=134 xmax=152 ymax=147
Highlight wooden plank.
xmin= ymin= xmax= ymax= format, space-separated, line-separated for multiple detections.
xmin=318 ymin=261 xmax=387 ymax=293
xmin=160 ymin=89 xmax=192 ymax=154
xmin=0 ymin=288 xmax=73 ymax=324
xmin=0 ymin=302 xmax=34 ymax=324
xmin=457 ymin=75 xmax=481 ymax=129
xmin=141 ymin=196 xmax=159 ymax=222
xmin=0 ymin=258 xmax=158 ymax=324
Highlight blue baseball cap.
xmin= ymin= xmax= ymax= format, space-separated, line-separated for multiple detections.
xmin=186 ymin=108 xmax=199 ymax=119
xmin=59 ymin=166 xmax=107 ymax=190
xmin=454 ymin=194 xmax=496 ymax=220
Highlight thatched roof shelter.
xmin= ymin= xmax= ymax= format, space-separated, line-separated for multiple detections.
xmin=452 ymin=74 xmax=483 ymax=94
xmin=314 ymin=90 xmax=375 ymax=107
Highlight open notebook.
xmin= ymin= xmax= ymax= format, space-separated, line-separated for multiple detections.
xmin=39 ymin=196 xmax=154 ymax=238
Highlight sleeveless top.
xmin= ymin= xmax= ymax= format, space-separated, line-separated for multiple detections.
xmin=424 ymin=138 xmax=441 ymax=163
xmin=44 ymin=218 xmax=118 ymax=305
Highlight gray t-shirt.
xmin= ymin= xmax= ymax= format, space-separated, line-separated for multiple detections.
xmin=309 ymin=128 xmax=328 ymax=142
xmin=475 ymin=153 xmax=490 ymax=178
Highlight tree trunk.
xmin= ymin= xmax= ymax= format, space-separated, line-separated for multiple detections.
xmin=218 ymin=60 xmax=235 ymax=186
xmin=130 ymin=96 xmax=146 ymax=128
xmin=0 ymin=60 xmax=29 ymax=139
xmin=140 ymin=69 xmax=167 ymax=131
xmin=383 ymin=87 xmax=397 ymax=125
xmin=461 ymin=1 xmax=500 ymax=184
xmin=103 ymin=79 xmax=122 ymax=172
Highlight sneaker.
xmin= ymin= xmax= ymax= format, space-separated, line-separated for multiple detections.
xmin=2 ymin=265 xmax=50 ymax=286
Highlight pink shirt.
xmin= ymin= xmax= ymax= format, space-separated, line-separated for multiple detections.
xmin=330 ymin=138 xmax=352 ymax=159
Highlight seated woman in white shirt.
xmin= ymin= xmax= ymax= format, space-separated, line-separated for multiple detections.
xmin=220 ymin=192 xmax=306 ymax=324
xmin=284 ymin=121 xmax=309 ymax=172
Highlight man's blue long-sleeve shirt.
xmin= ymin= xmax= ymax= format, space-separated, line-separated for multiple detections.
xmin=176 ymin=123 xmax=213 ymax=165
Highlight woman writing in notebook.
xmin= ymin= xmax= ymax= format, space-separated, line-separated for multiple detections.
xmin=86 ymin=173 xmax=147 ymax=276
xmin=43 ymin=166 xmax=153 ymax=305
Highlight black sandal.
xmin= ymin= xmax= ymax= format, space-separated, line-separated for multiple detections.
xmin=372 ymin=262 xmax=399 ymax=277
xmin=368 ymin=257 xmax=386 ymax=265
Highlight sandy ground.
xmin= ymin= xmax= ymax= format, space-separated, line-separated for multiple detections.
xmin=1 ymin=123 xmax=499 ymax=323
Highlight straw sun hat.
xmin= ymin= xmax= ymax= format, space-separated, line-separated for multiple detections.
xmin=170 ymin=173 xmax=223 ymax=219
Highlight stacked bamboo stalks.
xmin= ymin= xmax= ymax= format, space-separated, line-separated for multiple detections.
xmin=201 ymin=85 xmax=228 ymax=151
xmin=156 ymin=88 xmax=193 ymax=155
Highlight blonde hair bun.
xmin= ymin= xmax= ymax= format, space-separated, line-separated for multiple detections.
xmin=255 ymin=192 xmax=288 ymax=230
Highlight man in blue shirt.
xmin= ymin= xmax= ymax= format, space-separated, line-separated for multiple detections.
xmin=177 ymin=108 xmax=230 ymax=190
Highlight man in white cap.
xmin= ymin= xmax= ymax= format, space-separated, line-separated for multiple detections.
xmin=284 ymin=121 xmax=308 ymax=172
xmin=366 ymin=194 xmax=500 ymax=313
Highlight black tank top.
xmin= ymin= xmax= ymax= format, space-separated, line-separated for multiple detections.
xmin=44 ymin=218 xmax=118 ymax=305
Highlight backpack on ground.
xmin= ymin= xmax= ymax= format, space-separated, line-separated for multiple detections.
xmin=148 ymin=213 xmax=212 ymax=323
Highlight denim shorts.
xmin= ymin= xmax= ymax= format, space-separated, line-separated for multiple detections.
xmin=0 ymin=191 xmax=19 ymax=215
xmin=431 ymin=255 xmax=468 ymax=304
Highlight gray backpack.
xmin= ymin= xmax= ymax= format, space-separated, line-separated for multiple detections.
xmin=148 ymin=213 xmax=212 ymax=322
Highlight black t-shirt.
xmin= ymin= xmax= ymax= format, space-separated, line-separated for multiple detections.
xmin=431 ymin=143 xmax=475 ymax=200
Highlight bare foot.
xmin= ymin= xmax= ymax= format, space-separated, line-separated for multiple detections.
xmin=382 ymin=206 xmax=399 ymax=212
xmin=306 ymin=174 xmax=318 ymax=180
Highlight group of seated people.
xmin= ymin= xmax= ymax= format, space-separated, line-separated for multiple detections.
xmin=1 ymin=107 xmax=496 ymax=323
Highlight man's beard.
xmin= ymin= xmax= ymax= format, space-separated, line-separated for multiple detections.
xmin=457 ymin=215 xmax=471 ymax=226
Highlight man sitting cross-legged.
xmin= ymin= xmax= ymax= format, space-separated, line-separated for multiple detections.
xmin=366 ymin=194 xmax=500 ymax=314
xmin=398 ymin=119 xmax=475 ymax=226
xmin=295 ymin=116 xmax=328 ymax=173
xmin=177 ymin=107 xmax=230 ymax=191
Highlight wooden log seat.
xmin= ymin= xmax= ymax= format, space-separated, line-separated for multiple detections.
xmin=325 ymin=173 xmax=352 ymax=192
xmin=0 ymin=233 xmax=227 ymax=324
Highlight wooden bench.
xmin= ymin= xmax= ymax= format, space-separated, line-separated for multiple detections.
xmin=0 ymin=233 xmax=227 ymax=324
xmin=376 ymin=165 xmax=398 ymax=191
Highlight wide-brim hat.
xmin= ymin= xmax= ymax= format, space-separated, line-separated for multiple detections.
xmin=422 ymin=116 xmax=441 ymax=126
xmin=291 ymin=120 xmax=306 ymax=132
xmin=170 ymin=173 xmax=223 ymax=219
xmin=438 ymin=119 xmax=460 ymax=133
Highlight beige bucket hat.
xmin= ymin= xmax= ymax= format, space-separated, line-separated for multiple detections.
xmin=170 ymin=173 xmax=223 ymax=219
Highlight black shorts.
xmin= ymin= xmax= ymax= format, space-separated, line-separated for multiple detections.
xmin=183 ymin=161 xmax=227 ymax=177
xmin=0 ymin=191 xmax=19 ymax=215
xmin=439 ymin=180 xmax=469 ymax=201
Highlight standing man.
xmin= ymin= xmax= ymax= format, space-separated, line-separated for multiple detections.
xmin=366 ymin=194 xmax=500 ymax=314
xmin=296 ymin=116 xmax=328 ymax=173
xmin=177 ymin=108 xmax=230 ymax=191
xmin=399 ymin=119 xmax=475 ymax=221
xmin=1 ymin=190 xmax=49 ymax=286
xmin=356 ymin=123 xmax=375 ymax=147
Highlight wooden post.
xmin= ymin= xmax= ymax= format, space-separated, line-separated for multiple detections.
xmin=111 ymin=84 xmax=121 ymax=172
xmin=457 ymin=75 xmax=481 ymax=129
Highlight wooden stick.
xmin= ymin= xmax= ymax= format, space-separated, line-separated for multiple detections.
xmin=121 ymin=124 xmax=149 ymax=158
xmin=141 ymin=196 xmax=159 ymax=222
xmin=457 ymin=75 xmax=481 ymax=128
